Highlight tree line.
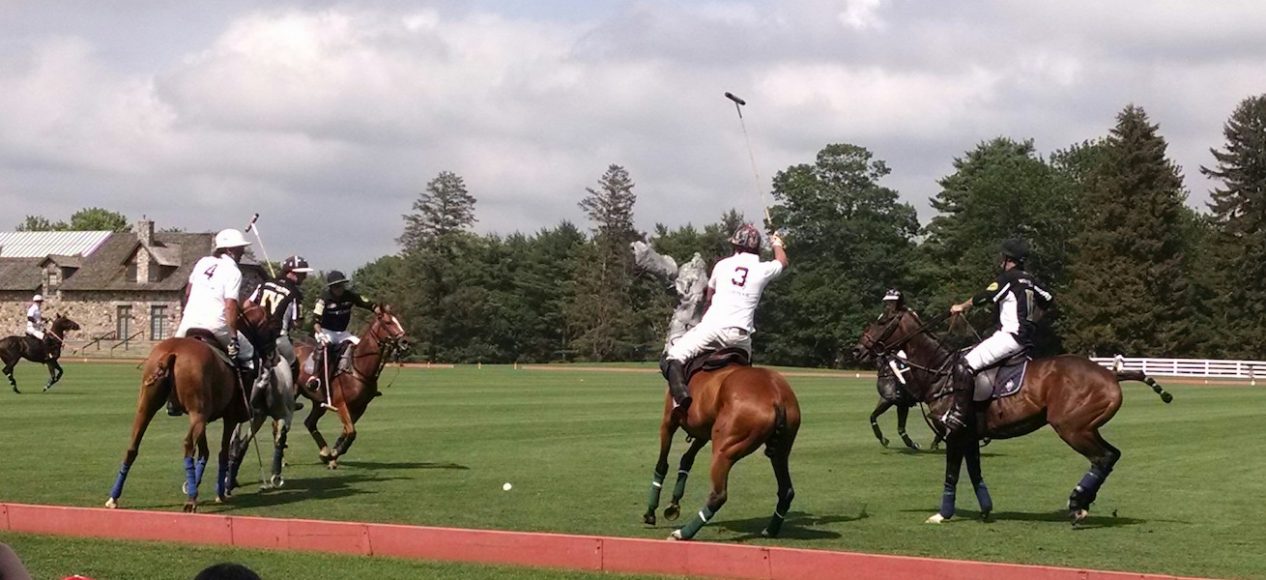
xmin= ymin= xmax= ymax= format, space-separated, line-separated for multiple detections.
xmin=18 ymin=95 xmax=1266 ymax=366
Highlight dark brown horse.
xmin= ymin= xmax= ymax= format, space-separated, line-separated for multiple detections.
xmin=855 ymin=309 xmax=1172 ymax=524
xmin=869 ymin=354 xmax=943 ymax=451
xmin=105 ymin=304 xmax=272 ymax=512
xmin=1 ymin=314 xmax=80 ymax=393
xmin=294 ymin=307 xmax=408 ymax=469
xmin=642 ymin=357 xmax=801 ymax=540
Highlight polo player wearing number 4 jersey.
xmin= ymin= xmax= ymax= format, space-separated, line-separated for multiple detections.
xmin=663 ymin=224 xmax=789 ymax=414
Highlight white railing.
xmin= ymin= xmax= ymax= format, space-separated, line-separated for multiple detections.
xmin=1090 ymin=356 xmax=1265 ymax=382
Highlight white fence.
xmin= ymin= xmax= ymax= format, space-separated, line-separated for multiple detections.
xmin=1090 ymin=356 xmax=1265 ymax=381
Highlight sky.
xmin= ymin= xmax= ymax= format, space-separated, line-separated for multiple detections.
xmin=2 ymin=0 xmax=1264 ymax=271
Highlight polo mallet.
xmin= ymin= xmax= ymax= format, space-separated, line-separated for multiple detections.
xmin=724 ymin=92 xmax=774 ymax=228
xmin=244 ymin=213 xmax=277 ymax=278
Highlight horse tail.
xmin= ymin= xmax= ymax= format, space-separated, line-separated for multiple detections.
xmin=764 ymin=404 xmax=788 ymax=458
xmin=1115 ymin=370 xmax=1174 ymax=404
xmin=146 ymin=352 xmax=178 ymax=396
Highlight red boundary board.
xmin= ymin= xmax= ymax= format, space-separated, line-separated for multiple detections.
xmin=0 ymin=503 xmax=1210 ymax=580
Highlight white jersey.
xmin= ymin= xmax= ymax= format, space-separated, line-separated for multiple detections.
xmin=178 ymin=255 xmax=242 ymax=332
xmin=698 ymin=252 xmax=783 ymax=333
xmin=26 ymin=304 xmax=41 ymax=326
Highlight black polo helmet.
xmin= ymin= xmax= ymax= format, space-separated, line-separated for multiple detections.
xmin=326 ymin=270 xmax=350 ymax=287
xmin=1001 ymin=238 xmax=1029 ymax=264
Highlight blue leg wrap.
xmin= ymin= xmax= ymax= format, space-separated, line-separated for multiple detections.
xmin=109 ymin=462 xmax=132 ymax=500
xmin=183 ymin=457 xmax=197 ymax=500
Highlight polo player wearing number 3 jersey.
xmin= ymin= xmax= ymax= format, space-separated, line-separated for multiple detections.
xmin=662 ymin=224 xmax=789 ymax=415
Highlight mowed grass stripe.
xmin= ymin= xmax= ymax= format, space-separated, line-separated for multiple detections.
xmin=0 ymin=361 xmax=1262 ymax=578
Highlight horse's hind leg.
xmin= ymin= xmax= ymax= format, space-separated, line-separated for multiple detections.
xmin=181 ymin=417 xmax=209 ymax=513
xmin=106 ymin=394 xmax=165 ymax=508
xmin=43 ymin=360 xmax=62 ymax=391
xmin=869 ymin=399 xmax=893 ymax=447
xmin=963 ymin=437 xmax=993 ymax=519
xmin=663 ymin=436 xmax=708 ymax=522
xmin=896 ymin=404 xmax=921 ymax=450
xmin=642 ymin=409 xmax=678 ymax=526
xmin=670 ymin=448 xmax=739 ymax=541
xmin=216 ymin=421 xmax=236 ymax=501
xmin=4 ymin=359 xmax=19 ymax=394
xmin=1058 ymin=428 xmax=1121 ymax=524
xmin=762 ymin=437 xmax=797 ymax=538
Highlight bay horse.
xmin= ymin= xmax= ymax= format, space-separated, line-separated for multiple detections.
xmin=869 ymin=355 xmax=942 ymax=451
xmin=105 ymin=304 xmax=272 ymax=512
xmin=642 ymin=353 xmax=801 ymax=541
xmin=1 ymin=314 xmax=80 ymax=393
xmin=294 ymin=307 xmax=408 ymax=469
xmin=855 ymin=309 xmax=1172 ymax=524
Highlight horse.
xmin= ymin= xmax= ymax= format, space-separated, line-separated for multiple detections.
xmin=869 ymin=354 xmax=942 ymax=451
xmin=105 ymin=305 xmax=272 ymax=513
xmin=855 ymin=308 xmax=1172 ymax=524
xmin=1 ymin=314 xmax=80 ymax=393
xmin=225 ymin=348 xmax=296 ymax=493
xmin=294 ymin=307 xmax=409 ymax=469
xmin=641 ymin=352 xmax=801 ymax=541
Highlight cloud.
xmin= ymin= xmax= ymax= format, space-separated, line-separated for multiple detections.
xmin=1 ymin=1 xmax=1264 ymax=270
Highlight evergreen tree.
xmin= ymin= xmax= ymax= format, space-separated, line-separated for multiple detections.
xmin=1201 ymin=95 xmax=1266 ymax=357
xmin=1063 ymin=105 xmax=1199 ymax=357
xmin=398 ymin=171 xmax=477 ymax=251
xmin=568 ymin=165 xmax=640 ymax=361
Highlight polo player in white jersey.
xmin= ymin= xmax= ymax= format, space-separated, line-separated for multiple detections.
xmin=662 ymin=224 xmax=788 ymax=414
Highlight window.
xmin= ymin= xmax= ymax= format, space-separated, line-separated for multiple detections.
xmin=116 ymin=305 xmax=132 ymax=339
xmin=150 ymin=305 xmax=168 ymax=340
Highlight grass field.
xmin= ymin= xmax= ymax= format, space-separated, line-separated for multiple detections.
xmin=0 ymin=361 xmax=1263 ymax=579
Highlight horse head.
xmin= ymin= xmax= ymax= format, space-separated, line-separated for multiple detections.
xmin=370 ymin=305 xmax=410 ymax=362
xmin=51 ymin=314 xmax=81 ymax=335
xmin=855 ymin=308 xmax=918 ymax=362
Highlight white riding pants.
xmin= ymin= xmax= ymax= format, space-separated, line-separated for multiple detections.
xmin=665 ymin=324 xmax=751 ymax=363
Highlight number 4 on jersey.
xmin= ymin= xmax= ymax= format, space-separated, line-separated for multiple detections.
xmin=204 ymin=265 xmax=217 ymax=279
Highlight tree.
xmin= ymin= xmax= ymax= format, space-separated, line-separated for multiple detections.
xmin=13 ymin=208 xmax=129 ymax=232
xmin=568 ymin=165 xmax=641 ymax=360
xmin=398 ymin=171 xmax=477 ymax=251
xmin=759 ymin=144 xmax=921 ymax=367
xmin=1201 ymin=94 xmax=1266 ymax=357
xmin=15 ymin=215 xmax=64 ymax=231
xmin=920 ymin=138 xmax=1080 ymax=354
xmin=1062 ymin=105 xmax=1200 ymax=357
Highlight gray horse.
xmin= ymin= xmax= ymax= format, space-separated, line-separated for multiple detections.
xmin=225 ymin=352 xmax=296 ymax=492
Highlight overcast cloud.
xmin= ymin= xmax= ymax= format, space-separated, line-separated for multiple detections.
xmin=2 ymin=1 xmax=1264 ymax=270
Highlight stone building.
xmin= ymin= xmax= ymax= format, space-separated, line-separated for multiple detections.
xmin=0 ymin=219 xmax=265 ymax=355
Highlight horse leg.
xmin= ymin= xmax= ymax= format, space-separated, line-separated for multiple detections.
xmin=896 ymin=404 xmax=920 ymax=450
xmin=963 ymin=436 xmax=993 ymax=519
xmin=326 ymin=405 xmax=356 ymax=470
xmin=216 ymin=421 xmax=235 ymax=502
xmin=182 ymin=417 xmax=209 ymax=512
xmin=1059 ymin=429 xmax=1121 ymax=525
xmin=670 ymin=450 xmax=736 ymax=540
xmin=42 ymin=361 xmax=58 ymax=391
xmin=227 ymin=416 xmax=263 ymax=494
xmin=333 ymin=404 xmax=366 ymax=459
xmin=643 ymin=410 xmax=677 ymax=525
xmin=927 ymin=436 xmax=967 ymax=523
xmin=762 ymin=439 xmax=797 ymax=538
xmin=270 ymin=414 xmax=291 ymax=488
xmin=869 ymin=399 xmax=892 ymax=447
xmin=4 ymin=358 xmax=19 ymax=394
xmin=663 ymin=436 xmax=708 ymax=522
xmin=304 ymin=401 xmax=334 ymax=463
xmin=106 ymin=385 xmax=166 ymax=508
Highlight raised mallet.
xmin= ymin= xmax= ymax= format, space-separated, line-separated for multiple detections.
xmin=244 ymin=213 xmax=276 ymax=278
xmin=725 ymin=92 xmax=773 ymax=227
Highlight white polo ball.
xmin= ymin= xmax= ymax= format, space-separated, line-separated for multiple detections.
xmin=502 ymin=482 xmax=513 ymax=491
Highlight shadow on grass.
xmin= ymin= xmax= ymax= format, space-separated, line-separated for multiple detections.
xmin=338 ymin=460 xmax=470 ymax=470
xmin=214 ymin=471 xmax=405 ymax=511
xmin=898 ymin=508 xmax=1181 ymax=529
xmin=710 ymin=510 xmax=867 ymax=541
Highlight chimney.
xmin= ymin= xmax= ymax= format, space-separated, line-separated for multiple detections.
xmin=136 ymin=216 xmax=154 ymax=246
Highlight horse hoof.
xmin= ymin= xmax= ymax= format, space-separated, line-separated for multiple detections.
xmin=880 ymin=438 xmax=890 ymax=448
xmin=761 ymin=528 xmax=775 ymax=538
xmin=643 ymin=513 xmax=656 ymax=526
xmin=1071 ymin=509 xmax=1089 ymax=525
xmin=105 ymin=498 xmax=118 ymax=509
xmin=271 ymin=475 xmax=285 ymax=488
xmin=668 ymin=530 xmax=686 ymax=541
xmin=980 ymin=511 xmax=991 ymax=522
xmin=663 ymin=504 xmax=681 ymax=521
xmin=925 ymin=513 xmax=947 ymax=524
xmin=327 ymin=460 xmax=339 ymax=470
xmin=183 ymin=502 xmax=197 ymax=513
xmin=215 ymin=495 xmax=226 ymax=504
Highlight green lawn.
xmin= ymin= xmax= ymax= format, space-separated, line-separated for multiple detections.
xmin=1 ymin=361 xmax=1262 ymax=579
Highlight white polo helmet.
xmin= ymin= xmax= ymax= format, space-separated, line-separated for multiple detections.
xmin=32 ymin=294 xmax=44 ymax=302
xmin=214 ymin=228 xmax=251 ymax=250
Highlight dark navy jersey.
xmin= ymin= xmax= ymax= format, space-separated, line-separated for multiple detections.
xmin=313 ymin=289 xmax=375 ymax=332
xmin=250 ymin=278 xmax=304 ymax=332
xmin=971 ymin=268 xmax=1053 ymax=343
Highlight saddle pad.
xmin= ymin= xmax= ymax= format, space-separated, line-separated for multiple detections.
xmin=660 ymin=347 xmax=751 ymax=383
xmin=991 ymin=360 xmax=1028 ymax=399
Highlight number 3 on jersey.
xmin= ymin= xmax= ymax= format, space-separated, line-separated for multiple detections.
xmin=731 ymin=266 xmax=750 ymax=288
xmin=203 ymin=265 xmax=218 ymax=279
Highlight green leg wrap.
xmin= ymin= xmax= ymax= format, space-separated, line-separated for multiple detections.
xmin=677 ymin=505 xmax=716 ymax=540
xmin=646 ymin=470 xmax=666 ymax=513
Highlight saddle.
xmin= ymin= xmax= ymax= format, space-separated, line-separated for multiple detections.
xmin=304 ymin=341 xmax=353 ymax=379
xmin=661 ymin=347 xmax=751 ymax=385
xmin=973 ymin=352 xmax=1030 ymax=401
xmin=184 ymin=329 xmax=236 ymax=369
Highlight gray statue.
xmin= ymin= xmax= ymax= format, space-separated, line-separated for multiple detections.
xmin=631 ymin=241 xmax=709 ymax=353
